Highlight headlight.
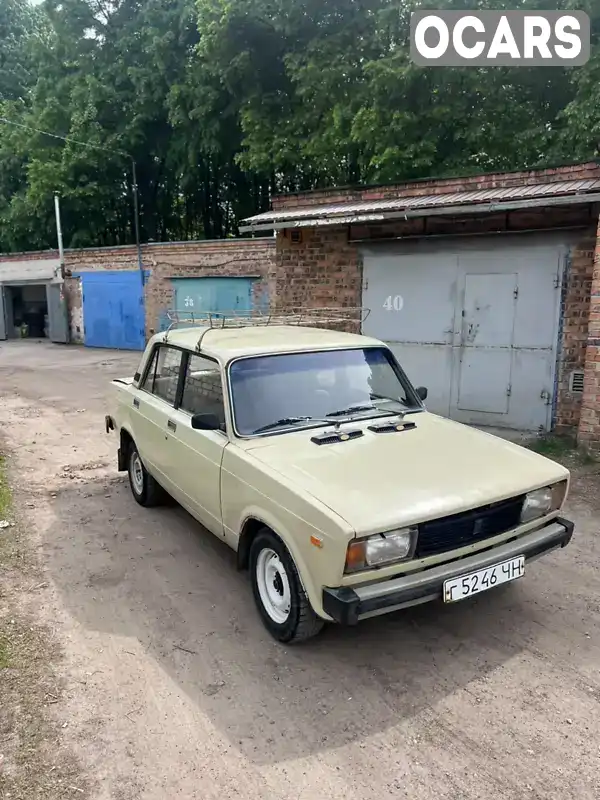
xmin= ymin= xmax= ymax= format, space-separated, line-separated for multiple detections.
xmin=521 ymin=481 xmax=567 ymax=524
xmin=345 ymin=527 xmax=417 ymax=573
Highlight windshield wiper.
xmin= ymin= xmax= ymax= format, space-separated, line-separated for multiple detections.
xmin=326 ymin=404 xmax=378 ymax=417
xmin=252 ymin=416 xmax=327 ymax=434
xmin=327 ymin=402 xmax=402 ymax=418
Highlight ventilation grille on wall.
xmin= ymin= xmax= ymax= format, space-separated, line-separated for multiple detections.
xmin=570 ymin=370 xmax=585 ymax=394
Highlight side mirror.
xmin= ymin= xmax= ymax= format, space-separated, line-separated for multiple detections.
xmin=191 ymin=412 xmax=222 ymax=431
xmin=416 ymin=386 xmax=428 ymax=401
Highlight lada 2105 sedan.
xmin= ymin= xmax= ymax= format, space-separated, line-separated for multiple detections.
xmin=105 ymin=314 xmax=574 ymax=643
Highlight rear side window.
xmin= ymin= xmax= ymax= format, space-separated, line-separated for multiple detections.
xmin=141 ymin=346 xmax=183 ymax=406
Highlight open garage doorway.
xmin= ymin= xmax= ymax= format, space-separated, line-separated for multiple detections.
xmin=0 ymin=282 xmax=68 ymax=343
xmin=5 ymin=284 xmax=48 ymax=338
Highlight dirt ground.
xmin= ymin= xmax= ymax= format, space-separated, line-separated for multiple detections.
xmin=1 ymin=340 xmax=599 ymax=800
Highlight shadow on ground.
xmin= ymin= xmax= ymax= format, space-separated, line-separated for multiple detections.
xmin=43 ymin=475 xmax=546 ymax=766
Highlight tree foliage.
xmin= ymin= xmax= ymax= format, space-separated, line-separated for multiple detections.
xmin=0 ymin=0 xmax=598 ymax=252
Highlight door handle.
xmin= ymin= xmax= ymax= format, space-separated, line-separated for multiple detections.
xmin=167 ymin=419 xmax=177 ymax=432
xmin=133 ymin=397 xmax=140 ymax=408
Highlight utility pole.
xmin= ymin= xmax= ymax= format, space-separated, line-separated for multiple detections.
xmin=131 ymin=159 xmax=143 ymax=280
xmin=54 ymin=193 xmax=65 ymax=278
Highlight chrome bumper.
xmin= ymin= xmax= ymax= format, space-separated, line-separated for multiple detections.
xmin=322 ymin=517 xmax=574 ymax=625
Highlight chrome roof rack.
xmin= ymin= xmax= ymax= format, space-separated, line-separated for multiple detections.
xmin=162 ymin=307 xmax=371 ymax=349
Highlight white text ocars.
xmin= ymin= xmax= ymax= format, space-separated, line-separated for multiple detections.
xmin=105 ymin=324 xmax=574 ymax=643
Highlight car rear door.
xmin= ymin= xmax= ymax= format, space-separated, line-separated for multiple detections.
xmin=129 ymin=344 xmax=184 ymax=492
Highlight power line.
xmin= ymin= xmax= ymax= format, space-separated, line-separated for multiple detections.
xmin=0 ymin=116 xmax=143 ymax=271
xmin=0 ymin=116 xmax=128 ymax=158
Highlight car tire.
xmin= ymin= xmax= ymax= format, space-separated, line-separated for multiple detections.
xmin=127 ymin=442 xmax=164 ymax=507
xmin=249 ymin=528 xmax=325 ymax=643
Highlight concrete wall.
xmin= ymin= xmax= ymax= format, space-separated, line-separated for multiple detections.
xmin=0 ymin=257 xmax=60 ymax=282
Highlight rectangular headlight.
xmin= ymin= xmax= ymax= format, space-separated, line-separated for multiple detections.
xmin=345 ymin=528 xmax=417 ymax=573
xmin=520 ymin=480 xmax=567 ymax=524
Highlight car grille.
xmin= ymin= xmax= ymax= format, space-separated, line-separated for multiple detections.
xmin=415 ymin=494 xmax=526 ymax=559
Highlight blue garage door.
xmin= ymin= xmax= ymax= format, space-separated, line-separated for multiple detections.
xmin=159 ymin=277 xmax=260 ymax=330
xmin=81 ymin=271 xmax=145 ymax=350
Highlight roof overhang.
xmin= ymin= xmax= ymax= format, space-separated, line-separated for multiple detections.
xmin=239 ymin=179 xmax=600 ymax=233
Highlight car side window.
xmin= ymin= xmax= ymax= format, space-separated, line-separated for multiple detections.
xmin=181 ymin=354 xmax=226 ymax=428
xmin=141 ymin=345 xmax=183 ymax=406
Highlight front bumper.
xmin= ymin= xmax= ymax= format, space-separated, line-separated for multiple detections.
xmin=322 ymin=517 xmax=574 ymax=625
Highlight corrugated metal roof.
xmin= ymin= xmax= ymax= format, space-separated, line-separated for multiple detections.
xmin=240 ymin=179 xmax=600 ymax=226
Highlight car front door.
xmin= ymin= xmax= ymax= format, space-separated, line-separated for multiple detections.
xmin=165 ymin=352 xmax=228 ymax=536
xmin=129 ymin=344 xmax=184 ymax=493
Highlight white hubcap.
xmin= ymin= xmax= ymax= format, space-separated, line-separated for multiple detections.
xmin=130 ymin=452 xmax=144 ymax=495
xmin=256 ymin=548 xmax=291 ymax=624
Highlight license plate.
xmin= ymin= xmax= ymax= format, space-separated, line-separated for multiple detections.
xmin=443 ymin=556 xmax=525 ymax=603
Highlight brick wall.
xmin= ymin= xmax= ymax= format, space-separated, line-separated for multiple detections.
xmin=274 ymin=227 xmax=362 ymax=332
xmin=272 ymin=161 xmax=600 ymax=209
xmin=577 ymin=213 xmax=600 ymax=449
xmin=142 ymin=239 xmax=274 ymax=336
xmin=1 ymin=238 xmax=274 ymax=345
xmin=59 ymin=238 xmax=274 ymax=342
xmin=0 ymin=249 xmax=59 ymax=261
xmin=555 ymin=231 xmax=596 ymax=431
xmin=63 ymin=245 xmax=143 ymax=343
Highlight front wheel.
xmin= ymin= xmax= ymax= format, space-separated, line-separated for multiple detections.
xmin=249 ymin=529 xmax=324 ymax=643
xmin=127 ymin=442 xmax=164 ymax=507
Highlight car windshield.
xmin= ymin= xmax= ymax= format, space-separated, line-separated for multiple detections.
xmin=228 ymin=347 xmax=422 ymax=436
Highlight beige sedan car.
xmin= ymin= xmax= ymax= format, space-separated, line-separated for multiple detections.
xmin=106 ymin=319 xmax=573 ymax=643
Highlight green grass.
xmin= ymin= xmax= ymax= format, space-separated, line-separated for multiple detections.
xmin=527 ymin=434 xmax=596 ymax=465
xmin=0 ymin=634 xmax=10 ymax=668
xmin=0 ymin=454 xmax=12 ymax=669
xmin=0 ymin=454 xmax=11 ymax=518
xmin=0 ymin=452 xmax=87 ymax=796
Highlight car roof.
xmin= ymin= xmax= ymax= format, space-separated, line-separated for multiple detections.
xmin=154 ymin=324 xmax=384 ymax=361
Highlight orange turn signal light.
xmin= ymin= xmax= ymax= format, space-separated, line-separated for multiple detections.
xmin=345 ymin=541 xmax=366 ymax=572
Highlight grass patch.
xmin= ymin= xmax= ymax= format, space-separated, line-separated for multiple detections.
xmin=527 ymin=434 xmax=596 ymax=466
xmin=0 ymin=456 xmax=10 ymax=669
xmin=0 ymin=451 xmax=88 ymax=798
xmin=0 ymin=454 xmax=11 ymax=517
xmin=0 ymin=633 xmax=10 ymax=668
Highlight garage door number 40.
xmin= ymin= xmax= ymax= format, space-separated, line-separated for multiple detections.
xmin=383 ymin=295 xmax=404 ymax=312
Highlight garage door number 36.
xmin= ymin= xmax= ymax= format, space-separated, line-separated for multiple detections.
xmin=383 ymin=295 xmax=404 ymax=312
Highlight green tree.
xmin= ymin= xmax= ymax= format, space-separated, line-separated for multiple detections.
xmin=0 ymin=0 xmax=598 ymax=253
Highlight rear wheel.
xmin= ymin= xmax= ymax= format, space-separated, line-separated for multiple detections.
xmin=249 ymin=529 xmax=324 ymax=643
xmin=127 ymin=442 xmax=164 ymax=507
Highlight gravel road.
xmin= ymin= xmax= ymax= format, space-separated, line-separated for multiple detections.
xmin=0 ymin=340 xmax=599 ymax=800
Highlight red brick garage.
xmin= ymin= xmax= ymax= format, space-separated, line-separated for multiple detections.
xmin=240 ymin=161 xmax=600 ymax=449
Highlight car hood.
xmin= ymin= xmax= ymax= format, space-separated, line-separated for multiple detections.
xmin=240 ymin=413 xmax=568 ymax=535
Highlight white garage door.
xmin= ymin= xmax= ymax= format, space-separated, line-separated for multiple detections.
xmin=361 ymin=233 xmax=572 ymax=432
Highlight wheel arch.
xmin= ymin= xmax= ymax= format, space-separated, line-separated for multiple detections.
xmin=236 ymin=513 xmax=325 ymax=619
xmin=237 ymin=516 xmax=265 ymax=571
xmin=118 ymin=426 xmax=135 ymax=471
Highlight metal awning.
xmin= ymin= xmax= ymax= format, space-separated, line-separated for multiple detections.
xmin=239 ymin=178 xmax=600 ymax=232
